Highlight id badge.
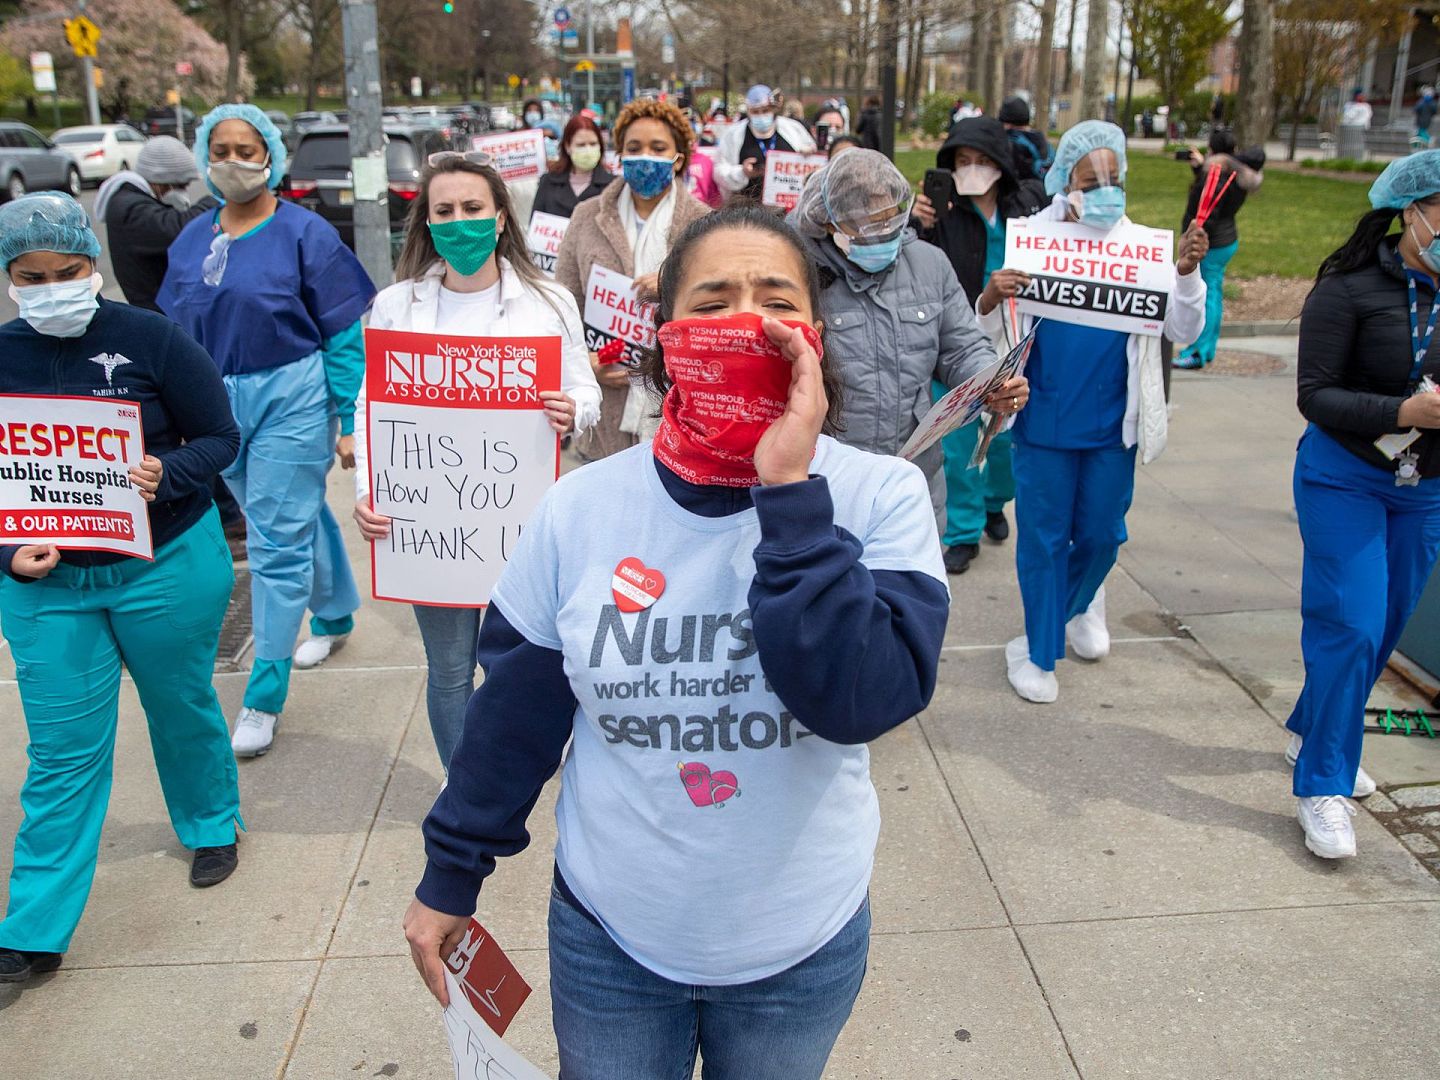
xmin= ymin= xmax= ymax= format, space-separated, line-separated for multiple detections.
xmin=1376 ymin=427 xmax=1422 ymax=460
xmin=1396 ymin=448 xmax=1422 ymax=487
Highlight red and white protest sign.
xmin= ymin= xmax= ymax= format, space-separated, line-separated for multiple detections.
xmin=470 ymin=129 xmax=548 ymax=184
xmin=364 ymin=329 xmax=560 ymax=607
xmin=441 ymin=919 xmax=549 ymax=1078
xmin=0 ymin=394 xmax=151 ymax=559
xmin=1004 ymin=217 xmax=1176 ymax=337
xmin=583 ymin=263 xmax=656 ymax=367
xmin=761 ymin=150 xmax=829 ymax=209
xmin=900 ymin=322 xmax=1038 ymax=462
xmin=526 ymin=211 xmax=569 ymax=278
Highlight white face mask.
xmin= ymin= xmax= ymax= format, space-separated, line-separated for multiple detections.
xmin=953 ymin=163 xmax=1002 ymax=196
xmin=208 ymin=157 xmax=271 ymax=204
xmin=9 ymin=272 xmax=103 ymax=338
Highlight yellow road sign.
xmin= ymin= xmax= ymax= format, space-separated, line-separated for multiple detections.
xmin=507 ymin=74 xmax=521 ymax=89
xmin=64 ymin=15 xmax=100 ymax=59
xmin=574 ymin=60 xmax=595 ymax=73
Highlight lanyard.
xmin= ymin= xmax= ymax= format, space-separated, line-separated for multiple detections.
xmin=1407 ymin=272 xmax=1439 ymax=389
xmin=756 ymin=134 xmax=777 ymax=156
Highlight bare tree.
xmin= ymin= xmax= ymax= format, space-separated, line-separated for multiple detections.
xmin=985 ymin=0 xmax=1008 ymax=111
xmin=1232 ymin=0 xmax=1273 ymax=146
xmin=1080 ymin=0 xmax=1108 ymax=119
xmin=1034 ymin=0 xmax=1059 ymax=132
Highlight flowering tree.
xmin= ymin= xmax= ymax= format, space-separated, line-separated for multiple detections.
xmin=0 ymin=0 xmax=246 ymax=119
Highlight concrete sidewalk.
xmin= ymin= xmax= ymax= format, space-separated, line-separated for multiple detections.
xmin=2 ymin=337 xmax=1438 ymax=1078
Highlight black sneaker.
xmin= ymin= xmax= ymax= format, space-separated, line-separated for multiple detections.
xmin=0 ymin=948 xmax=63 ymax=982
xmin=984 ymin=511 xmax=1011 ymax=543
xmin=190 ymin=843 xmax=238 ymax=888
xmin=943 ymin=543 xmax=980 ymax=575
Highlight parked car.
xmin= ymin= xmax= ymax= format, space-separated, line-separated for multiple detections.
xmin=293 ymin=110 xmax=339 ymax=136
xmin=278 ymin=123 xmax=450 ymax=252
xmin=50 ymin=124 xmax=148 ymax=185
xmin=266 ymin=110 xmax=296 ymax=151
xmin=142 ymin=106 xmax=199 ymax=145
xmin=0 ymin=122 xmax=81 ymax=200
xmin=404 ymin=105 xmax=462 ymax=148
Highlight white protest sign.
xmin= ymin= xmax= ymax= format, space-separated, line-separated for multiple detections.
xmin=582 ymin=263 xmax=656 ymax=367
xmin=471 ymin=129 xmax=548 ymax=184
xmin=526 ymin=211 xmax=569 ymax=278
xmin=900 ymin=322 xmax=1039 ymax=462
xmin=1004 ymin=217 xmax=1175 ymax=336
xmin=364 ymin=329 xmax=560 ymax=607
xmin=0 ymin=394 xmax=152 ymax=559
xmin=761 ymin=150 xmax=829 ymax=210
xmin=442 ymin=970 xmax=551 ymax=1080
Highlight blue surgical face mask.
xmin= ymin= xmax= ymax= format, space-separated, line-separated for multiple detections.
xmin=834 ymin=230 xmax=902 ymax=274
xmin=8 ymin=272 xmax=102 ymax=338
xmin=1071 ymin=185 xmax=1127 ymax=230
xmin=621 ymin=155 xmax=677 ymax=199
xmin=544 ymin=136 xmax=560 ymax=162
xmin=1412 ymin=208 xmax=1440 ymax=273
xmin=749 ymin=112 xmax=776 ymax=137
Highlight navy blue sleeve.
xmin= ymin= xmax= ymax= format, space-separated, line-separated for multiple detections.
xmin=151 ymin=321 xmax=240 ymax=503
xmin=417 ymin=602 xmax=578 ymax=916
xmin=1 ymin=545 xmax=26 ymax=582
xmin=748 ymin=477 xmax=949 ymax=744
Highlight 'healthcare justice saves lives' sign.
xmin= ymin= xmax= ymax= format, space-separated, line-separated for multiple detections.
xmin=0 ymin=394 xmax=152 ymax=560
xmin=526 ymin=211 xmax=569 ymax=277
xmin=470 ymin=129 xmax=548 ymax=184
xmin=363 ymin=329 xmax=561 ymax=607
xmin=583 ymin=263 xmax=656 ymax=367
xmin=1003 ymin=217 xmax=1176 ymax=337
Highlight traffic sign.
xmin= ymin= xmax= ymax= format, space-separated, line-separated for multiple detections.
xmin=30 ymin=52 xmax=55 ymax=94
xmin=507 ymin=74 xmax=521 ymax=89
xmin=574 ymin=60 xmax=595 ymax=73
xmin=175 ymin=61 xmax=193 ymax=76
xmin=554 ymin=6 xmax=571 ymax=26
xmin=64 ymin=15 xmax=100 ymax=59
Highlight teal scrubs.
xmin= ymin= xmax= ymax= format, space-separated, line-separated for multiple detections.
xmin=0 ymin=507 xmax=242 ymax=953
xmin=936 ymin=198 xmax=1015 ymax=547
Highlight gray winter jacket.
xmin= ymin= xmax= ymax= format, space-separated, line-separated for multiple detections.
xmin=806 ymin=230 xmax=997 ymax=514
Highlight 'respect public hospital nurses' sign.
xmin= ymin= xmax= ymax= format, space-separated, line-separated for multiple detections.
xmin=363 ymin=328 xmax=561 ymax=608
xmin=1004 ymin=217 xmax=1176 ymax=337
xmin=0 ymin=394 xmax=153 ymax=560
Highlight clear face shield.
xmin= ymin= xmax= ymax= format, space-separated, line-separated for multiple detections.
xmin=1066 ymin=149 xmax=1126 ymax=229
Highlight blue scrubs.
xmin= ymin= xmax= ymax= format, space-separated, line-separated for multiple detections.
xmin=937 ymin=199 xmax=1014 ymax=546
xmin=159 ymin=201 xmax=375 ymax=713
xmin=1288 ymin=426 xmax=1440 ymax=796
xmin=1013 ymin=320 xmax=1136 ymax=670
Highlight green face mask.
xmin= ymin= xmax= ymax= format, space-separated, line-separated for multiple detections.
xmin=428 ymin=216 xmax=498 ymax=277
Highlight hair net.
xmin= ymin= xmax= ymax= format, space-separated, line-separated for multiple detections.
xmin=0 ymin=192 xmax=101 ymax=268
xmin=1369 ymin=150 xmax=1440 ymax=210
xmin=194 ymin=104 xmax=287 ymax=199
xmin=1045 ymin=119 xmax=1128 ymax=196
xmin=790 ymin=148 xmax=913 ymax=239
xmin=745 ymin=85 xmax=773 ymax=109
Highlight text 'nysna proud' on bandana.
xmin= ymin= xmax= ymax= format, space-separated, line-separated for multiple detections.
xmin=651 ymin=312 xmax=824 ymax=488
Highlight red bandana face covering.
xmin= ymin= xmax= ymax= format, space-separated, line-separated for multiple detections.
xmin=651 ymin=313 xmax=824 ymax=488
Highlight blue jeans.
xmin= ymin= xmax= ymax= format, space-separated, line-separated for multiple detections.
xmin=412 ymin=604 xmax=481 ymax=769
xmin=1287 ymin=427 xmax=1440 ymax=795
xmin=548 ymin=886 xmax=870 ymax=1080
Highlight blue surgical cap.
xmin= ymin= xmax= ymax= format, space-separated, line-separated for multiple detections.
xmin=194 ymin=103 xmax=287 ymax=201
xmin=746 ymin=85 xmax=774 ymax=109
xmin=0 ymin=192 xmax=101 ymax=269
xmin=1369 ymin=150 xmax=1440 ymax=209
xmin=1046 ymin=119 xmax=1129 ymax=196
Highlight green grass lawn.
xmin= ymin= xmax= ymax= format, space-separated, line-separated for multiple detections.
xmin=895 ymin=148 xmax=1374 ymax=280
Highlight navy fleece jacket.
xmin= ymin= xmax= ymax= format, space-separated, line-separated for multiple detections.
xmin=416 ymin=457 xmax=949 ymax=916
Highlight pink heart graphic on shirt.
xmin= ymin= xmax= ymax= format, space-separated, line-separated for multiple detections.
xmin=677 ymin=761 xmax=741 ymax=807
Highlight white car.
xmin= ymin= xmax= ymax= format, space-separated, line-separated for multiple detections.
xmin=50 ymin=125 xmax=147 ymax=184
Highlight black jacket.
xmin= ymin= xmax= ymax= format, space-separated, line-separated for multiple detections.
xmin=857 ymin=107 xmax=883 ymax=151
xmin=922 ymin=118 xmax=1046 ymax=305
xmin=102 ymin=183 xmax=216 ymax=311
xmin=1298 ymin=238 xmax=1440 ymax=477
xmin=1181 ymin=149 xmax=1263 ymax=249
xmin=1008 ymin=127 xmax=1051 ymax=183
xmin=532 ymin=167 xmax=614 ymax=220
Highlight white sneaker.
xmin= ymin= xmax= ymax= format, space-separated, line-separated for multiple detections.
xmin=1006 ymin=636 xmax=1059 ymax=704
xmin=1297 ymin=795 xmax=1357 ymax=859
xmin=293 ymin=633 xmax=349 ymax=669
xmin=231 ymin=707 xmax=279 ymax=758
xmin=1066 ymin=587 xmax=1110 ymax=661
xmin=1285 ymin=733 xmax=1376 ymax=798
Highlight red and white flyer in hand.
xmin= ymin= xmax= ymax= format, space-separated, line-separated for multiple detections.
xmin=363 ymin=329 xmax=561 ymax=607
xmin=470 ymin=129 xmax=548 ymax=184
xmin=441 ymin=919 xmax=548 ymax=1079
xmin=760 ymin=150 xmax=829 ymax=209
xmin=0 ymin=393 xmax=152 ymax=559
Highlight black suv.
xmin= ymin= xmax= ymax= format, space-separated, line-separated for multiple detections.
xmin=279 ymin=124 xmax=451 ymax=252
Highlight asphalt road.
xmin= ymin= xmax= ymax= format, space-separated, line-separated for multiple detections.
xmin=0 ymin=179 xmax=212 ymax=325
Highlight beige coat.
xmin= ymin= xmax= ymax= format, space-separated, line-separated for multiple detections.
xmin=554 ymin=179 xmax=711 ymax=459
